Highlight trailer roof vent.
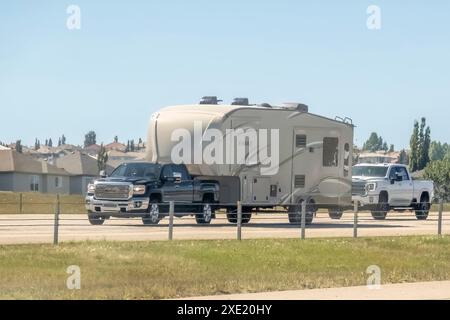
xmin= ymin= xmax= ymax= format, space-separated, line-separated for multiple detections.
xmin=200 ymin=96 xmax=222 ymax=105
xmin=259 ymin=103 xmax=273 ymax=108
xmin=283 ymin=103 xmax=308 ymax=113
xmin=231 ymin=98 xmax=249 ymax=106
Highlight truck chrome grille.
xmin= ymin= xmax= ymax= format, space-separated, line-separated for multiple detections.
xmin=95 ymin=184 xmax=130 ymax=200
xmin=352 ymin=181 xmax=367 ymax=196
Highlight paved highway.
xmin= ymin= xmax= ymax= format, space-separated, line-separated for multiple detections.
xmin=0 ymin=211 xmax=448 ymax=245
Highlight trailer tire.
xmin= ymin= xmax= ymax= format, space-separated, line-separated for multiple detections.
xmin=328 ymin=208 xmax=344 ymax=220
xmin=288 ymin=199 xmax=315 ymax=225
xmin=226 ymin=207 xmax=252 ymax=224
xmin=415 ymin=194 xmax=430 ymax=220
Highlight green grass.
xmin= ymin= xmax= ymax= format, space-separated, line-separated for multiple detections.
xmin=0 ymin=236 xmax=449 ymax=299
xmin=0 ymin=192 xmax=84 ymax=214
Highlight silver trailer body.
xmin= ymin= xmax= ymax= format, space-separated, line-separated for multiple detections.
xmin=146 ymin=104 xmax=354 ymax=209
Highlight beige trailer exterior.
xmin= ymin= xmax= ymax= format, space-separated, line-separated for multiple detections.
xmin=146 ymin=103 xmax=354 ymax=210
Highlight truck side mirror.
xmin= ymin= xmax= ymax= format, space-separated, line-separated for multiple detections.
xmin=99 ymin=170 xmax=107 ymax=178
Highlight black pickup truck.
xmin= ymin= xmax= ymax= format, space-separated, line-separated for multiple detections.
xmin=85 ymin=162 xmax=222 ymax=225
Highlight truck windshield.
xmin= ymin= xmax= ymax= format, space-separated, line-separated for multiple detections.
xmin=352 ymin=166 xmax=388 ymax=177
xmin=110 ymin=163 xmax=161 ymax=179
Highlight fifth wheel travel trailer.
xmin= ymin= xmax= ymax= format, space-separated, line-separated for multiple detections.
xmin=146 ymin=97 xmax=354 ymax=224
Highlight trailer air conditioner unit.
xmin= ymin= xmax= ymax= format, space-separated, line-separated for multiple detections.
xmin=283 ymin=103 xmax=308 ymax=113
xmin=231 ymin=98 xmax=249 ymax=106
xmin=200 ymin=96 xmax=222 ymax=105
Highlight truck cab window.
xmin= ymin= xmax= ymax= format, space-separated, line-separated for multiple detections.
xmin=323 ymin=137 xmax=339 ymax=167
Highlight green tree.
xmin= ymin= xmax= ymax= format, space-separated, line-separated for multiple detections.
xmin=389 ymin=144 xmax=394 ymax=153
xmin=114 ymin=136 xmax=118 ymax=143
xmin=399 ymin=149 xmax=408 ymax=165
xmin=424 ymin=159 xmax=450 ymax=201
xmin=48 ymin=138 xmax=53 ymax=147
xmin=97 ymin=143 xmax=109 ymax=173
xmin=15 ymin=140 xmax=23 ymax=153
xmin=429 ymin=141 xmax=445 ymax=161
xmin=420 ymin=126 xmax=431 ymax=169
xmin=409 ymin=120 xmax=419 ymax=172
xmin=84 ymin=131 xmax=97 ymax=148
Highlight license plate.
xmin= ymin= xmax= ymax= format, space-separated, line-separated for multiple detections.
xmin=103 ymin=203 xmax=117 ymax=208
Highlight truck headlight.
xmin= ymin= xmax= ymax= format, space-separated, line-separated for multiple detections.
xmin=366 ymin=183 xmax=377 ymax=192
xmin=133 ymin=185 xmax=146 ymax=195
xmin=87 ymin=183 xmax=96 ymax=193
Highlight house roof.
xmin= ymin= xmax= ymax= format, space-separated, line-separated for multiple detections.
xmin=105 ymin=142 xmax=126 ymax=152
xmin=55 ymin=151 xmax=113 ymax=176
xmin=0 ymin=145 xmax=10 ymax=150
xmin=0 ymin=150 xmax=70 ymax=175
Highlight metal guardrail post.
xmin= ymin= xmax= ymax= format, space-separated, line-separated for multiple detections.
xmin=53 ymin=194 xmax=60 ymax=245
xmin=438 ymin=198 xmax=443 ymax=237
xmin=19 ymin=193 xmax=23 ymax=214
xmin=237 ymin=201 xmax=242 ymax=241
xmin=168 ymin=201 xmax=174 ymax=241
xmin=301 ymin=200 xmax=306 ymax=239
xmin=353 ymin=200 xmax=359 ymax=238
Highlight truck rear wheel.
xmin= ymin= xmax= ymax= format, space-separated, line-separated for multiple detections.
xmin=288 ymin=199 xmax=315 ymax=225
xmin=88 ymin=211 xmax=106 ymax=225
xmin=196 ymin=203 xmax=213 ymax=224
xmin=328 ymin=208 xmax=344 ymax=220
xmin=142 ymin=201 xmax=161 ymax=225
xmin=415 ymin=195 xmax=430 ymax=220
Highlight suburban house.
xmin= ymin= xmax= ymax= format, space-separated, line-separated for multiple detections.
xmin=0 ymin=150 xmax=71 ymax=193
xmin=357 ymin=151 xmax=400 ymax=164
xmin=107 ymin=150 xmax=146 ymax=169
xmin=105 ymin=142 xmax=126 ymax=152
xmin=83 ymin=144 xmax=102 ymax=156
xmin=55 ymin=151 xmax=114 ymax=194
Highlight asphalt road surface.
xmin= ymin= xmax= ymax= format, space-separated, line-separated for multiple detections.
xmin=0 ymin=211 xmax=448 ymax=245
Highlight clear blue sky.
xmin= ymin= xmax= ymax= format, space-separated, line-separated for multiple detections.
xmin=1 ymin=0 xmax=449 ymax=149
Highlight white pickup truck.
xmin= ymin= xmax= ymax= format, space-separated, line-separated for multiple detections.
xmin=352 ymin=163 xmax=434 ymax=220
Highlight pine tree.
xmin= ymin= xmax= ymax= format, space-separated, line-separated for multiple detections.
xmin=114 ymin=136 xmax=118 ymax=143
xmin=389 ymin=144 xmax=395 ymax=153
xmin=410 ymin=120 xmax=419 ymax=172
xmin=15 ymin=140 xmax=23 ymax=153
xmin=97 ymin=143 xmax=109 ymax=173
xmin=48 ymin=138 xmax=53 ymax=147
xmin=61 ymin=134 xmax=66 ymax=145
xmin=130 ymin=140 xmax=135 ymax=152
xmin=421 ymin=126 xmax=431 ymax=170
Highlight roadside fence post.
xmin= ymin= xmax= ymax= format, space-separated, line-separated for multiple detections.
xmin=237 ymin=201 xmax=242 ymax=241
xmin=438 ymin=198 xmax=443 ymax=237
xmin=353 ymin=200 xmax=359 ymax=238
xmin=19 ymin=193 xmax=23 ymax=214
xmin=53 ymin=194 xmax=60 ymax=245
xmin=168 ymin=201 xmax=174 ymax=241
xmin=301 ymin=200 xmax=306 ymax=239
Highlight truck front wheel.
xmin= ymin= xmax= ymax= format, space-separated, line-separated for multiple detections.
xmin=142 ymin=201 xmax=161 ymax=225
xmin=87 ymin=211 xmax=106 ymax=225
xmin=415 ymin=195 xmax=430 ymax=220
xmin=371 ymin=193 xmax=389 ymax=220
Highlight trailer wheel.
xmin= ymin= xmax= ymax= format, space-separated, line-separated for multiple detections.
xmin=328 ymin=208 xmax=344 ymax=220
xmin=288 ymin=199 xmax=315 ymax=225
xmin=142 ymin=200 xmax=161 ymax=225
xmin=226 ymin=207 xmax=252 ymax=224
xmin=87 ymin=211 xmax=106 ymax=225
xmin=371 ymin=193 xmax=389 ymax=220
xmin=415 ymin=194 xmax=430 ymax=220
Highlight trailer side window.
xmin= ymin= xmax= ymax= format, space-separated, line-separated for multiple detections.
xmin=295 ymin=134 xmax=307 ymax=148
xmin=323 ymin=137 xmax=339 ymax=167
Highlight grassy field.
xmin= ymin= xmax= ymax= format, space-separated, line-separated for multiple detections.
xmin=0 ymin=236 xmax=449 ymax=299
xmin=0 ymin=192 xmax=84 ymax=214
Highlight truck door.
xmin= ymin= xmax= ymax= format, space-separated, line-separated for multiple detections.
xmin=160 ymin=164 xmax=193 ymax=203
xmin=388 ymin=166 xmax=412 ymax=206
